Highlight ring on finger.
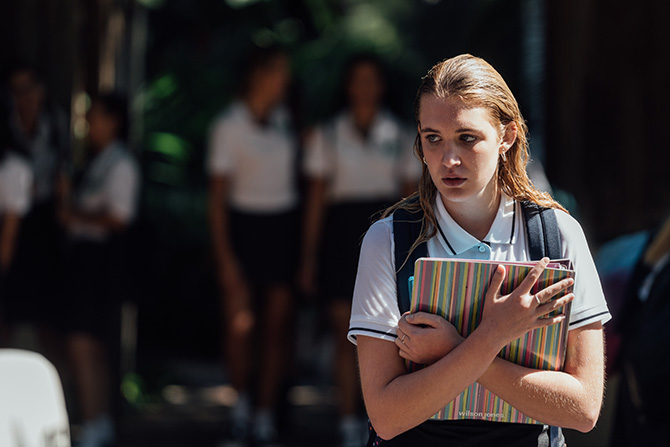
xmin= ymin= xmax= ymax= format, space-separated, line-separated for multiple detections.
xmin=535 ymin=295 xmax=542 ymax=305
xmin=401 ymin=334 xmax=407 ymax=343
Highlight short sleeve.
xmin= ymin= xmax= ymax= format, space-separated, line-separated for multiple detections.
xmin=303 ymin=126 xmax=332 ymax=179
xmin=348 ymin=217 xmax=402 ymax=345
xmin=105 ymin=158 xmax=140 ymax=223
xmin=207 ymin=117 xmax=236 ymax=176
xmin=1 ymin=157 xmax=33 ymax=216
xmin=557 ymin=211 xmax=612 ymax=330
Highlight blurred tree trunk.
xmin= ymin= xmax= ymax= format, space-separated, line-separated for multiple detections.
xmin=546 ymin=0 xmax=670 ymax=243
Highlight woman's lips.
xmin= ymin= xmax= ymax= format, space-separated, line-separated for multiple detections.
xmin=442 ymin=177 xmax=466 ymax=187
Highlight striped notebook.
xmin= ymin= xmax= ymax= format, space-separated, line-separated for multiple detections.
xmin=409 ymin=257 xmax=574 ymax=424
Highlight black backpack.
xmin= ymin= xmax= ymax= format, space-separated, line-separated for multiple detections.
xmin=393 ymin=199 xmax=562 ymax=314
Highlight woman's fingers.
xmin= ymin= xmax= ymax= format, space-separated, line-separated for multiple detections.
xmin=534 ymin=277 xmax=574 ymax=305
xmin=395 ymin=329 xmax=409 ymax=349
xmin=534 ymin=293 xmax=574 ymax=326
xmin=399 ymin=312 xmax=441 ymax=331
xmin=516 ymin=257 xmax=550 ymax=296
xmin=485 ymin=264 xmax=506 ymax=303
xmin=536 ymin=293 xmax=574 ymax=317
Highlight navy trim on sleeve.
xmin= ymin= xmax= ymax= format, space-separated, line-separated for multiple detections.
xmin=569 ymin=311 xmax=610 ymax=327
xmin=348 ymin=327 xmax=398 ymax=338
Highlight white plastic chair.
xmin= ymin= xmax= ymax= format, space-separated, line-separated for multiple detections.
xmin=0 ymin=349 xmax=71 ymax=447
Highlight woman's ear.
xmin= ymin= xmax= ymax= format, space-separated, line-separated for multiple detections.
xmin=500 ymin=122 xmax=518 ymax=154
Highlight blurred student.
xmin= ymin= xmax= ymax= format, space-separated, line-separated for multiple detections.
xmin=2 ymin=64 xmax=69 ymax=339
xmin=300 ymin=54 xmax=419 ymax=447
xmin=0 ymin=109 xmax=33 ymax=338
xmin=58 ymin=93 xmax=139 ymax=447
xmin=611 ymin=216 xmax=670 ymax=446
xmin=207 ymin=45 xmax=297 ymax=446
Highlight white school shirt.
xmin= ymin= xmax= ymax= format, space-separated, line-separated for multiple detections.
xmin=348 ymin=194 xmax=611 ymax=344
xmin=304 ymin=111 xmax=420 ymax=203
xmin=207 ymin=101 xmax=297 ymax=213
xmin=0 ymin=152 xmax=33 ymax=217
xmin=68 ymin=142 xmax=140 ymax=241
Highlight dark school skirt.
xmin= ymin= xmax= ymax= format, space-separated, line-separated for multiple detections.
xmin=59 ymin=237 xmax=127 ymax=341
xmin=4 ymin=200 xmax=65 ymax=324
xmin=229 ymin=207 xmax=299 ymax=288
xmin=369 ymin=420 xmax=565 ymax=447
xmin=320 ymin=200 xmax=390 ymax=301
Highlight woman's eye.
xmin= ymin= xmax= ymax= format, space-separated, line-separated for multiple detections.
xmin=426 ymin=134 xmax=440 ymax=144
xmin=460 ymin=134 xmax=476 ymax=143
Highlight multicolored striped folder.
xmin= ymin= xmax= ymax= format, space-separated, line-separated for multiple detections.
xmin=408 ymin=257 xmax=574 ymax=424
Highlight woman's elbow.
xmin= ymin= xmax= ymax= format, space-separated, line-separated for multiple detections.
xmin=565 ymin=401 xmax=601 ymax=433
xmin=576 ymin=404 xmax=601 ymax=433
xmin=371 ymin=422 xmax=403 ymax=441
xmin=367 ymin=413 xmax=407 ymax=441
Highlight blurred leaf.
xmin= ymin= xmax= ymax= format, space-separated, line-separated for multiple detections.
xmin=148 ymin=132 xmax=192 ymax=163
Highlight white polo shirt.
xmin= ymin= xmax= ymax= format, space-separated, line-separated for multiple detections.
xmin=348 ymin=194 xmax=611 ymax=344
xmin=0 ymin=152 xmax=33 ymax=217
xmin=207 ymin=101 xmax=297 ymax=213
xmin=304 ymin=111 xmax=420 ymax=203
xmin=68 ymin=141 xmax=140 ymax=241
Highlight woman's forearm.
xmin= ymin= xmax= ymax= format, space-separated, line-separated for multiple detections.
xmin=300 ymin=178 xmax=327 ymax=263
xmin=0 ymin=213 xmax=20 ymax=271
xmin=359 ymin=326 xmax=505 ymax=440
xmin=477 ymin=323 xmax=605 ymax=432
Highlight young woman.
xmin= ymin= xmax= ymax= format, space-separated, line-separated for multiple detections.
xmin=349 ymin=54 xmax=610 ymax=446
xmin=59 ymin=92 xmax=140 ymax=447
xmin=4 ymin=64 xmax=69 ymax=329
xmin=300 ymin=54 xmax=418 ymax=447
xmin=0 ymin=113 xmax=32 ymax=334
xmin=207 ymin=45 xmax=297 ymax=446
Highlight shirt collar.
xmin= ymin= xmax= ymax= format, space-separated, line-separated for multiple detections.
xmin=434 ymin=194 xmax=517 ymax=255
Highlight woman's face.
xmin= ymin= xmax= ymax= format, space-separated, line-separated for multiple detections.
xmin=86 ymin=103 xmax=118 ymax=151
xmin=347 ymin=62 xmax=384 ymax=108
xmin=10 ymin=70 xmax=44 ymax=122
xmin=251 ymin=53 xmax=290 ymax=105
xmin=418 ymin=94 xmax=515 ymax=213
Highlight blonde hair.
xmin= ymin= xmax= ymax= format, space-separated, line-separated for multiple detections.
xmin=385 ymin=54 xmax=565 ymax=256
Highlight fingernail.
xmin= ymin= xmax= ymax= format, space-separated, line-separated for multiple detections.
xmin=406 ymin=314 xmax=414 ymax=322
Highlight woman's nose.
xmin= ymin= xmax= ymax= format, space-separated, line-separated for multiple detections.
xmin=441 ymin=144 xmax=461 ymax=167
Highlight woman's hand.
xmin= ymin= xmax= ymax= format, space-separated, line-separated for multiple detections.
xmin=478 ymin=258 xmax=574 ymax=348
xmin=395 ymin=312 xmax=464 ymax=365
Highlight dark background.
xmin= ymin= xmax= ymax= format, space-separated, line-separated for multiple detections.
xmin=1 ymin=0 xmax=668 ymax=445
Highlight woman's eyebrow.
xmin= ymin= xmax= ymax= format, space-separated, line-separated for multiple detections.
xmin=455 ymin=127 xmax=480 ymax=133
xmin=419 ymin=126 xmax=482 ymax=134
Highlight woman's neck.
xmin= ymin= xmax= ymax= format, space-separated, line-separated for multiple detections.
xmin=91 ymin=137 xmax=115 ymax=155
xmin=441 ymin=187 xmax=501 ymax=241
xmin=351 ymin=104 xmax=378 ymax=136
xmin=18 ymin=111 xmax=39 ymax=137
xmin=245 ymin=93 xmax=274 ymax=125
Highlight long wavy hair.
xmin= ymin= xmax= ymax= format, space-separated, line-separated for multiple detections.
xmin=384 ymin=54 xmax=565 ymax=258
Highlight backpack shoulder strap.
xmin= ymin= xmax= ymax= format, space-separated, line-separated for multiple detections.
xmin=393 ymin=201 xmax=428 ymax=314
xmin=521 ymin=200 xmax=562 ymax=260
